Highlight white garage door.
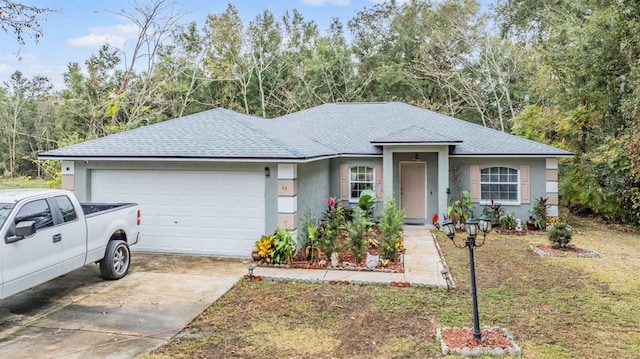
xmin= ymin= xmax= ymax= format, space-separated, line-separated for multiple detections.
xmin=90 ymin=169 xmax=265 ymax=257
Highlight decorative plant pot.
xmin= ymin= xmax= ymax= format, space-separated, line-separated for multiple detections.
xmin=251 ymin=249 xmax=262 ymax=261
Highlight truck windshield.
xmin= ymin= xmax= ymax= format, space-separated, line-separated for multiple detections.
xmin=0 ymin=203 xmax=15 ymax=228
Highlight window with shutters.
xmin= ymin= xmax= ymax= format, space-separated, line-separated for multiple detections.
xmin=480 ymin=167 xmax=519 ymax=204
xmin=349 ymin=166 xmax=374 ymax=201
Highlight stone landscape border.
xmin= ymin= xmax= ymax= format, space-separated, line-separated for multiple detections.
xmin=436 ymin=326 xmax=522 ymax=357
xmin=528 ymin=244 xmax=600 ymax=258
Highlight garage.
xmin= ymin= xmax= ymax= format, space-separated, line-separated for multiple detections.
xmin=90 ymin=169 xmax=265 ymax=257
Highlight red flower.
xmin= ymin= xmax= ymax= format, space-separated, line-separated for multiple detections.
xmin=432 ymin=213 xmax=439 ymax=224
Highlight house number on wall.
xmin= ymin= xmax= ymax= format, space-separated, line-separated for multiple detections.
xmin=281 ymin=185 xmax=288 ymax=191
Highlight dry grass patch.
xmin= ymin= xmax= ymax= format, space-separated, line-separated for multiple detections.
xmin=141 ymin=217 xmax=640 ymax=359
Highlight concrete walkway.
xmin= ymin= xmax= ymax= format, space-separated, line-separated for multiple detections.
xmin=253 ymin=225 xmax=450 ymax=288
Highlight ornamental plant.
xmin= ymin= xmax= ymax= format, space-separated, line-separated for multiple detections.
xmin=357 ymin=188 xmax=376 ymax=222
xmin=547 ymin=221 xmax=573 ymax=249
xmin=345 ymin=208 xmax=370 ymax=264
xmin=378 ymin=197 xmax=405 ymax=261
xmin=270 ymin=227 xmax=296 ymax=264
xmin=318 ymin=197 xmax=348 ymax=259
xmin=300 ymin=207 xmax=320 ymax=261
xmin=254 ymin=235 xmax=273 ymax=261
xmin=530 ymin=196 xmax=549 ymax=229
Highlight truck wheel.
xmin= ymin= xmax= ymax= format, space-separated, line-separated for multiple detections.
xmin=100 ymin=240 xmax=130 ymax=280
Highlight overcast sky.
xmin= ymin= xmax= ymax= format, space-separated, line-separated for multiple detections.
xmin=1 ymin=0 xmax=415 ymax=90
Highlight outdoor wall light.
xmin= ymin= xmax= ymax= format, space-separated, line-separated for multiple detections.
xmin=264 ymin=167 xmax=270 ymax=177
xmin=441 ymin=212 xmax=493 ymax=340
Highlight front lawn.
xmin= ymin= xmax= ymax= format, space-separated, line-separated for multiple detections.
xmin=139 ymin=217 xmax=640 ymax=358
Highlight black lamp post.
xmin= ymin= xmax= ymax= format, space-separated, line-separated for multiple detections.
xmin=441 ymin=213 xmax=492 ymax=340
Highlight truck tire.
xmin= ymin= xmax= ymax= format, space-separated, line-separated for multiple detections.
xmin=100 ymin=240 xmax=130 ymax=280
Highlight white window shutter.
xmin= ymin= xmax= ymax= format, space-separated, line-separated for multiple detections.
xmin=375 ymin=165 xmax=383 ymax=201
xmin=469 ymin=165 xmax=480 ymax=202
xmin=340 ymin=164 xmax=349 ymax=201
xmin=520 ymin=165 xmax=530 ymax=204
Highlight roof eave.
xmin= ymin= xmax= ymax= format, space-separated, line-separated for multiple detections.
xmin=37 ymin=154 xmax=342 ymax=163
xmin=370 ymin=141 xmax=462 ymax=146
xmin=450 ymin=153 xmax=574 ymax=158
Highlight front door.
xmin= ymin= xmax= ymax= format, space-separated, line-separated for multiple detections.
xmin=400 ymin=162 xmax=426 ymax=220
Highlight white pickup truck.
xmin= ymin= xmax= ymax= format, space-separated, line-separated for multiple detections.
xmin=0 ymin=188 xmax=140 ymax=299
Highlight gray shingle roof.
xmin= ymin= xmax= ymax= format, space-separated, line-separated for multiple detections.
xmin=40 ymin=102 xmax=572 ymax=160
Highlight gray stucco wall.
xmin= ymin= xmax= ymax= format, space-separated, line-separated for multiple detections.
xmin=296 ymin=160 xmax=331 ymax=228
xmin=449 ymin=157 xmax=547 ymax=222
xmin=72 ymin=160 xmax=278 ymax=235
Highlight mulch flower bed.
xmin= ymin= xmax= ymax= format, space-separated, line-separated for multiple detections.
xmin=529 ymin=243 xmax=599 ymax=258
xmin=437 ymin=327 xmax=522 ymax=356
xmin=285 ymin=246 xmax=404 ymax=273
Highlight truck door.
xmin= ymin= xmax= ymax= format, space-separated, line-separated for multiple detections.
xmin=1 ymin=199 xmax=63 ymax=298
xmin=53 ymin=195 xmax=88 ymax=273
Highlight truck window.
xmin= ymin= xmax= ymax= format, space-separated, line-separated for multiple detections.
xmin=0 ymin=203 xmax=14 ymax=228
xmin=15 ymin=200 xmax=54 ymax=230
xmin=54 ymin=195 xmax=78 ymax=222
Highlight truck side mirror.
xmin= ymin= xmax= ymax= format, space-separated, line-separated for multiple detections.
xmin=6 ymin=221 xmax=36 ymax=243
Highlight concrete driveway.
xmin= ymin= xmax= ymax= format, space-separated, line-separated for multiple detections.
xmin=0 ymin=253 xmax=247 ymax=359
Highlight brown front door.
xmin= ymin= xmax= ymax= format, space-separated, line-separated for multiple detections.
xmin=400 ymin=162 xmax=426 ymax=220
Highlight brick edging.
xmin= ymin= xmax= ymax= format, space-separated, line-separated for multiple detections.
xmin=245 ymin=275 xmax=442 ymax=288
xmin=431 ymin=230 xmax=456 ymax=288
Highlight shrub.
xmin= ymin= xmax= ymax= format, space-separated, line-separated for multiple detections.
xmin=488 ymin=199 xmax=505 ymax=225
xmin=300 ymin=207 xmax=320 ymax=260
xmin=345 ymin=208 xmax=370 ymax=264
xmin=547 ymin=221 xmax=573 ymax=249
xmin=499 ymin=212 xmax=517 ymax=230
xmin=530 ymin=196 xmax=549 ymax=229
xmin=378 ymin=197 xmax=405 ymax=261
xmin=318 ymin=197 xmax=348 ymax=259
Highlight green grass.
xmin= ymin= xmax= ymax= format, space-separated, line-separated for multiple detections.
xmin=141 ymin=217 xmax=640 ymax=358
xmin=0 ymin=177 xmax=52 ymax=189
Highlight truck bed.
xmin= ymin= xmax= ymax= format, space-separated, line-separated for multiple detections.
xmin=80 ymin=203 xmax=137 ymax=217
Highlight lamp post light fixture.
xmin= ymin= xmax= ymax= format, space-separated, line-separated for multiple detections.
xmin=441 ymin=213 xmax=492 ymax=340
xmin=247 ymin=264 xmax=255 ymax=279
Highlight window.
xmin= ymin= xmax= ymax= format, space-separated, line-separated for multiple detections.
xmin=480 ymin=167 xmax=519 ymax=202
xmin=55 ymin=195 xmax=77 ymax=222
xmin=349 ymin=166 xmax=374 ymax=200
xmin=15 ymin=199 xmax=54 ymax=231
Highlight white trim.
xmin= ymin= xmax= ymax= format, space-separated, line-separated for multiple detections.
xmin=371 ymin=141 xmax=461 ymax=146
xmin=277 ymin=164 xmax=297 ymax=179
xmin=277 ymin=196 xmax=297 ymax=214
xmin=61 ymin=161 xmax=75 ymax=175
xmin=37 ymin=155 xmax=341 ymax=163
xmin=451 ymin=154 xmax=573 ymax=158
xmin=546 ymin=181 xmax=559 ymax=193
xmin=546 ymin=158 xmax=559 ymax=169
xmin=479 ymin=166 xmax=520 ymax=204
xmin=40 ymin=152 xmax=573 ymax=162
xmin=348 ymin=165 xmax=375 ymax=202
xmin=479 ymin=200 xmax=521 ymax=206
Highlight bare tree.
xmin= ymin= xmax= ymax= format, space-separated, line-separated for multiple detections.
xmin=0 ymin=0 xmax=53 ymax=44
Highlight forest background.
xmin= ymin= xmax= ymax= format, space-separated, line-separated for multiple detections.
xmin=1 ymin=0 xmax=639 ymax=226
